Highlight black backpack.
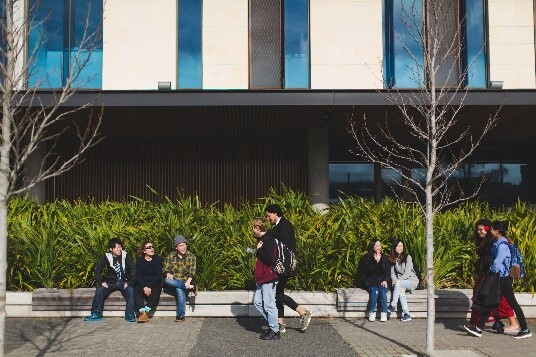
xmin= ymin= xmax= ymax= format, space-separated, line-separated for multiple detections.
xmin=272 ymin=239 xmax=297 ymax=278
xmin=413 ymin=262 xmax=425 ymax=290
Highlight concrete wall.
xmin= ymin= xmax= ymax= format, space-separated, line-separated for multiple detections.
xmin=8 ymin=289 xmax=536 ymax=318
xmin=488 ymin=0 xmax=536 ymax=89
xmin=310 ymin=0 xmax=384 ymax=89
xmin=102 ymin=0 xmax=177 ymax=90
xmin=203 ymin=0 xmax=249 ymax=89
xmin=100 ymin=0 xmax=535 ymax=90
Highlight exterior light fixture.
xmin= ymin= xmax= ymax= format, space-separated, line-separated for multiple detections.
xmin=158 ymin=81 xmax=171 ymax=91
xmin=490 ymin=81 xmax=503 ymax=90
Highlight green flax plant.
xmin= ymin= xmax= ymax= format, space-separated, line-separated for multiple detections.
xmin=6 ymin=192 xmax=536 ymax=292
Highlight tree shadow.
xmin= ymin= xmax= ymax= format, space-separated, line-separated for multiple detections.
xmin=341 ymin=317 xmax=423 ymax=356
xmin=6 ymin=318 xmax=115 ymax=356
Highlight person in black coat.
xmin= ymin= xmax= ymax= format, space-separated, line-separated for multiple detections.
xmin=265 ymin=204 xmax=312 ymax=333
xmin=84 ymin=237 xmax=136 ymax=322
xmin=364 ymin=239 xmax=390 ymax=322
xmin=134 ymin=241 xmax=163 ymax=322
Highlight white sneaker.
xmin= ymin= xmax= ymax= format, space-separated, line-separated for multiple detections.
xmin=278 ymin=323 xmax=286 ymax=333
xmin=380 ymin=312 xmax=388 ymax=322
xmin=368 ymin=312 xmax=375 ymax=322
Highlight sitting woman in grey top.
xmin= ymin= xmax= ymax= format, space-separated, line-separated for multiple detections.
xmin=388 ymin=239 xmax=419 ymax=321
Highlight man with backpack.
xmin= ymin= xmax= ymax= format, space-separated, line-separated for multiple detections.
xmin=265 ymin=204 xmax=312 ymax=333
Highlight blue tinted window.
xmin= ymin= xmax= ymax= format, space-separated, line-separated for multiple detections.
xmin=384 ymin=0 xmax=425 ymax=88
xmin=464 ymin=0 xmax=486 ymax=88
xmin=284 ymin=0 xmax=309 ymax=89
xmin=178 ymin=0 xmax=202 ymax=89
xmin=28 ymin=0 xmax=102 ymax=89
xmin=71 ymin=0 xmax=103 ymax=88
xmin=28 ymin=0 xmax=65 ymax=88
xmin=329 ymin=163 xmax=375 ymax=202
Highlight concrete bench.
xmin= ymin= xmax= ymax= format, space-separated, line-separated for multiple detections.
xmin=28 ymin=288 xmax=336 ymax=318
xmin=6 ymin=288 xmax=533 ymax=318
xmin=336 ymin=288 xmax=473 ymax=318
xmin=336 ymin=288 xmax=536 ymax=319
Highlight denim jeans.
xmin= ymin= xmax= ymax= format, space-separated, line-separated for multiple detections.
xmin=367 ymin=285 xmax=388 ymax=314
xmin=90 ymin=280 xmax=135 ymax=317
xmin=254 ymin=281 xmax=279 ymax=332
xmin=163 ymin=278 xmax=187 ymax=317
xmin=391 ymin=279 xmax=414 ymax=314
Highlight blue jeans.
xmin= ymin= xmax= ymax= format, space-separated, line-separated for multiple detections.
xmin=253 ymin=281 xmax=279 ymax=332
xmin=90 ymin=280 xmax=135 ymax=317
xmin=391 ymin=279 xmax=414 ymax=314
xmin=367 ymin=285 xmax=388 ymax=314
xmin=163 ymin=278 xmax=187 ymax=317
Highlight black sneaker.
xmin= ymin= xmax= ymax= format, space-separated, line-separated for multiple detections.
xmin=513 ymin=329 xmax=532 ymax=339
xmin=175 ymin=315 xmax=185 ymax=322
xmin=260 ymin=329 xmax=281 ymax=340
xmin=492 ymin=320 xmax=504 ymax=331
xmin=463 ymin=325 xmax=483 ymax=337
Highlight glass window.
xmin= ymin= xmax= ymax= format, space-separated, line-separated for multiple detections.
xmin=329 ymin=163 xmax=375 ymax=203
xmin=463 ymin=0 xmax=486 ymax=88
xmin=383 ymin=0 xmax=425 ymax=88
xmin=381 ymin=168 xmax=403 ymax=199
xmin=178 ymin=0 xmax=202 ymax=89
xmin=71 ymin=0 xmax=103 ymax=88
xmin=284 ymin=0 xmax=309 ymax=89
xmin=28 ymin=0 xmax=102 ymax=89
xmin=28 ymin=0 xmax=65 ymax=88
xmin=384 ymin=0 xmax=487 ymax=89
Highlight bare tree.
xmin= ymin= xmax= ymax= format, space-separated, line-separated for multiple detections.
xmin=0 ymin=1 xmax=102 ymax=354
xmin=348 ymin=1 xmax=499 ymax=355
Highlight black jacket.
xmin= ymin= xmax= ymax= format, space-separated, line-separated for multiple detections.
xmin=364 ymin=253 xmax=391 ymax=287
xmin=473 ymin=271 xmax=501 ymax=310
xmin=267 ymin=216 xmax=296 ymax=252
xmin=95 ymin=251 xmax=136 ymax=286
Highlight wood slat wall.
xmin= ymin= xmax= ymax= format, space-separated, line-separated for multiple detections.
xmin=46 ymin=140 xmax=307 ymax=206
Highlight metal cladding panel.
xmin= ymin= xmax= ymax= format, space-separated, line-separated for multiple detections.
xmin=250 ymin=0 xmax=282 ymax=88
xmin=46 ymin=141 xmax=307 ymax=206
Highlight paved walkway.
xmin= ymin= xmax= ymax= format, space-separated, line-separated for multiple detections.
xmin=6 ymin=317 xmax=534 ymax=356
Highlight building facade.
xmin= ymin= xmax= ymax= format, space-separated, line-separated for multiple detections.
xmin=7 ymin=0 xmax=536 ymax=207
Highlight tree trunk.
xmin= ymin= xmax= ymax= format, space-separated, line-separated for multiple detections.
xmin=0 ymin=201 xmax=7 ymax=357
xmin=425 ymin=203 xmax=435 ymax=356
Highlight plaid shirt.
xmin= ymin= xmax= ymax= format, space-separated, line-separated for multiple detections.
xmin=163 ymin=251 xmax=196 ymax=281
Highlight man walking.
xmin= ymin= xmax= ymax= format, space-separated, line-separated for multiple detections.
xmin=84 ymin=237 xmax=136 ymax=322
xmin=265 ymin=204 xmax=312 ymax=332
xmin=163 ymin=235 xmax=196 ymax=322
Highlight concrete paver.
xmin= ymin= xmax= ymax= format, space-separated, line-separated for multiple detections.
xmin=5 ymin=317 xmax=534 ymax=356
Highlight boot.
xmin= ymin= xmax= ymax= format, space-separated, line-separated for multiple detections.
xmin=137 ymin=311 xmax=149 ymax=323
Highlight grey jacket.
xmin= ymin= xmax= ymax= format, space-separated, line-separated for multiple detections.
xmin=391 ymin=254 xmax=419 ymax=291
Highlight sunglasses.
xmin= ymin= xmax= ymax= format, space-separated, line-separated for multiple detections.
xmin=144 ymin=245 xmax=154 ymax=250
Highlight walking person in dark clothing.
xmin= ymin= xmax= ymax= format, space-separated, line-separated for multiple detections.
xmin=252 ymin=218 xmax=280 ymax=340
xmin=134 ymin=241 xmax=163 ymax=322
xmin=84 ymin=237 xmax=136 ymax=322
xmin=464 ymin=221 xmax=531 ymax=339
xmin=265 ymin=204 xmax=312 ymax=332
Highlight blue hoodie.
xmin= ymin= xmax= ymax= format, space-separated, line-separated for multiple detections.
xmin=490 ymin=236 xmax=511 ymax=278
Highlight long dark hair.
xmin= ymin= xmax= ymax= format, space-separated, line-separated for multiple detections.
xmin=491 ymin=220 xmax=508 ymax=237
xmin=474 ymin=218 xmax=492 ymax=248
xmin=388 ymin=239 xmax=407 ymax=265
xmin=365 ymin=239 xmax=381 ymax=264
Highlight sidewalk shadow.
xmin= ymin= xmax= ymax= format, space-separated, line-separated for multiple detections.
xmin=6 ymin=318 xmax=114 ymax=356
xmin=341 ymin=318 xmax=422 ymax=356
xmin=233 ymin=316 xmax=265 ymax=334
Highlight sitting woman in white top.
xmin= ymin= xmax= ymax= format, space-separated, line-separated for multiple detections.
xmin=388 ymin=239 xmax=419 ymax=321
